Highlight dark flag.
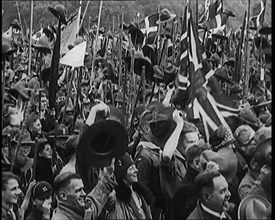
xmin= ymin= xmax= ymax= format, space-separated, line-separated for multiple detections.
xmin=139 ymin=12 xmax=159 ymax=45
xmin=49 ymin=20 xmax=61 ymax=110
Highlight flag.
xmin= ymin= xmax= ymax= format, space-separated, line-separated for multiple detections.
xmin=49 ymin=20 xmax=61 ymax=109
xmin=60 ymin=11 xmax=80 ymax=55
xmin=60 ymin=41 xmax=87 ymax=68
xmin=250 ymin=0 xmax=266 ymax=29
xmin=139 ymin=12 xmax=159 ymax=45
xmin=198 ymin=0 xmax=223 ymax=25
xmin=200 ymin=12 xmax=229 ymax=31
xmin=187 ymin=6 xmax=232 ymax=142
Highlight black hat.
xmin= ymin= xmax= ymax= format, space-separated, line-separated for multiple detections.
xmin=41 ymin=68 xmax=51 ymax=82
xmin=2 ymin=43 xmax=17 ymax=58
xmin=32 ymin=35 xmax=51 ymax=54
xmin=259 ymin=25 xmax=272 ymax=35
xmin=10 ymin=19 xmax=21 ymax=30
xmin=223 ymin=9 xmax=236 ymax=17
xmin=7 ymin=83 xmax=30 ymax=101
xmin=156 ymin=8 xmax=176 ymax=24
xmin=125 ymin=50 xmax=155 ymax=82
xmin=223 ymin=57 xmax=235 ymax=67
xmin=209 ymin=125 xmax=235 ymax=151
xmin=163 ymin=65 xmax=178 ymax=85
xmin=212 ymin=33 xmax=228 ymax=41
xmin=78 ymin=120 xmax=128 ymax=168
xmin=43 ymin=27 xmax=55 ymax=41
xmin=32 ymin=181 xmax=53 ymax=200
xmin=48 ymin=4 xmax=67 ymax=25
xmin=114 ymin=152 xmax=134 ymax=181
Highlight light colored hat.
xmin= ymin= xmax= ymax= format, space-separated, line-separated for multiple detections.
xmin=234 ymin=125 xmax=255 ymax=145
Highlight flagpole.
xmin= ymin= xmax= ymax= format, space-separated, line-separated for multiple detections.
xmin=28 ymin=0 xmax=34 ymax=78
xmin=243 ymin=0 xmax=251 ymax=100
xmin=77 ymin=0 xmax=82 ymax=36
xmin=15 ymin=1 xmax=24 ymax=40
xmin=89 ymin=0 xmax=103 ymax=85
xmin=79 ymin=0 xmax=90 ymax=32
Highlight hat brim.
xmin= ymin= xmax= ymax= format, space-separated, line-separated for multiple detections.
xmin=252 ymin=100 xmax=272 ymax=108
xmin=224 ymin=60 xmax=235 ymax=66
xmin=3 ymin=48 xmax=17 ymax=57
xmin=259 ymin=26 xmax=272 ymax=35
xmin=7 ymin=87 xmax=29 ymax=101
xmin=48 ymin=7 xmax=67 ymax=25
xmin=212 ymin=33 xmax=228 ymax=41
xmin=78 ymin=120 xmax=128 ymax=168
xmin=32 ymin=44 xmax=51 ymax=54
xmin=238 ymin=195 xmax=271 ymax=220
xmin=156 ymin=14 xmax=176 ymax=24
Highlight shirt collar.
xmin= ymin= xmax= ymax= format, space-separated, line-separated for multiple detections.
xmin=201 ymin=202 xmax=226 ymax=219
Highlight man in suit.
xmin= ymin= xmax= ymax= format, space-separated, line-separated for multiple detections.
xmin=187 ymin=169 xmax=233 ymax=220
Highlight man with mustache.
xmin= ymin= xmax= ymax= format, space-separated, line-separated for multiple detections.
xmin=187 ymin=169 xmax=232 ymax=220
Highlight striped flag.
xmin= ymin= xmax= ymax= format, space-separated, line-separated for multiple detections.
xmin=199 ymin=0 xmax=223 ymax=24
xmin=139 ymin=12 xmax=159 ymax=45
xmin=250 ymin=0 xmax=266 ymax=29
xmin=187 ymin=6 xmax=233 ymax=142
xmin=200 ymin=12 xmax=229 ymax=31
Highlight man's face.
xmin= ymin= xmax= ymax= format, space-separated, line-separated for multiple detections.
xmin=2 ymin=179 xmax=22 ymax=205
xmin=207 ymin=175 xmax=231 ymax=214
xmin=183 ymin=132 xmax=199 ymax=155
xmin=41 ymin=97 xmax=48 ymax=111
xmin=65 ymin=179 xmax=86 ymax=208
xmin=33 ymin=119 xmax=42 ymax=135
xmin=34 ymin=196 xmax=52 ymax=212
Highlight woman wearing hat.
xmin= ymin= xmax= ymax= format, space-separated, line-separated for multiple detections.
xmin=105 ymin=153 xmax=154 ymax=219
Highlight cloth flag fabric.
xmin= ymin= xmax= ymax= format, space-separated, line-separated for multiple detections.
xmin=200 ymin=12 xmax=229 ymax=31
xmin=198 ymin=0 xmax=223 ymax=25
xmin=139 ymin=12 xmax=159 ymax=45
xmin=60 ymin=41 xmax=87 ymax=68
xmin=186 ymin=5 xmax=233 ymax=142
xmin=60 ymin=12 xmax=80 ymax=55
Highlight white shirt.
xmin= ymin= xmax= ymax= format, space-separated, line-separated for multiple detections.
xmin=201 ymin=202 xmax=227 ymax=220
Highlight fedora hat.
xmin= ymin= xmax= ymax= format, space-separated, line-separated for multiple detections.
xmin=234 ymin=125 xmax=255 ymax=146
xmin=238 ymin=194 xmax=271 ymax=220
xmin=149 ymin=106 xmax=177 ymax=148
xmin=254 ymin=127 xmax=271 ymax=146
xmin=209 ymin=125 xmax=235 ymax=151
xmin=125 ymin=50 xmax=155 ymax=81
xmin=259 ymin=25 xmax=272 ymax=35
xmin=10 ymin=19 xmax=21 ymax=30
xmin=32 ymin=35 xmax=51 ymax=54
xmin=156 ymin=8 xmax=176 ymax=24
xmin=48 ymin=124 xmax=70 ymax=146
xmin=2 ymin=43 xmax=17 ymax=58
xmin=48 ymin=4 xmax=67 ymax=25
xmin=163 ymin=65 xmax=178 ymax=85
xmin=258 ymin=111 xmax=272 ymax=126
xmin=223 ymin=9 xmax=236 ymax=17
xmin=11 ymin=129 xmax=35 ymax=146
xmin=239 ymin=107 xmax=261 ymax=129
xmin=7 ymin=83 xmax=29 ymax=101
xmin=223 ymin=57 xmax=235 ymax=67
xmin=214 ymin=67 xmax=234 ymax=84
xmin=127 ymin=23 xmax=144 ymax=46
xmin=251 ymin=94 xmax=271 ymax=108
xmin=78 ymin=119 xmax=128 ymax=168
xmin=211 ymin=33 xmax=228 ymax=41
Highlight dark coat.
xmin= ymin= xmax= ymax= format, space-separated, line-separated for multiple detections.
xmin=106 ymin=181 xmax=154 ymax=219
xmin=35 ymin=156 xmax=54 ymax=187
xmin=171 ymin=165 xmax=199 ymax=220
xmin=187 ymin=200 xmax=232 ymax=220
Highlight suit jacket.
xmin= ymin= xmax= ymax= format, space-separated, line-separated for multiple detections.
xmin=187 ymin=200 xmax=232 ymax=220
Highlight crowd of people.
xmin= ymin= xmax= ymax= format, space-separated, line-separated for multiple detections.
xmin=2 ymin=1 xmax=272 ymax=220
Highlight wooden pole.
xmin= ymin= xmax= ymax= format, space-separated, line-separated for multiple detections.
xmin=28 ymin=0 xmax=34 ymax=78
xmin=79 ymin=0 xmax=91 ymax=32
xmin=89 ymin=0 xmax=103 ymax=85
xmin=243 ymin=0 xmax=251 ymax=100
